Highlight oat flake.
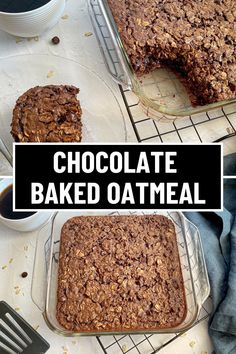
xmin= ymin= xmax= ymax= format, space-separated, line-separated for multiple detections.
xmin=189 ymin=340 xmax=196 ymax=348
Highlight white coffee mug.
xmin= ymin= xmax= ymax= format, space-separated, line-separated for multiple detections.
xmin=0 ymin=178 xmax=54 ymax=232
xmin=0 ymin=0 xmax=65 ymax=37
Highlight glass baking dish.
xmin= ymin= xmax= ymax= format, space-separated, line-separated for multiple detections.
xmin=88 ymin=0 xmax=236 ymax=119
xmin=32 ymin=210 xmax=210 ymax=336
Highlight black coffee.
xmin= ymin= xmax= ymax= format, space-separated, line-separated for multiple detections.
xmin=0 ymin=184 xmax=35 ymax=219
xmin=0 ymin=0 xmax=50 ymax=13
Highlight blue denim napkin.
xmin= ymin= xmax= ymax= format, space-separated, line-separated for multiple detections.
xmin=184 ymin=153 xmax=236 ymax=354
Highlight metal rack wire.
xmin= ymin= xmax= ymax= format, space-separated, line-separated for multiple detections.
xmin=120 ymin=87 xmax=236 ymax=144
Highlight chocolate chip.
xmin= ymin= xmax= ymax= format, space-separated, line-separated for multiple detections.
xmin=21 ymin=272 xmax=28 ymax=278
xmin=51 ymin=36 xmax=60 ymax=45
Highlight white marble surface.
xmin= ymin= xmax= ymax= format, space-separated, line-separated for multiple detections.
xmin=0 ymin=0 xmax=220 ymax=353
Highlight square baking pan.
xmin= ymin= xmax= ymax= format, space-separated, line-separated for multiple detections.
xmin=88 ymin=0 xmax=236 ymax=119
xmin=32 ymin=211 xmax=210 ymax=336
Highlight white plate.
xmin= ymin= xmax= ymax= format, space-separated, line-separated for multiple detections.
xmin=0 ymin=54 xmax=127 ymax=157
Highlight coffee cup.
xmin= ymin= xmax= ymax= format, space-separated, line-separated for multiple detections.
xmin=0 ymin=178 xmax=53 ymax=232
xmin=0 ymin=0 xmax=65 ymax=37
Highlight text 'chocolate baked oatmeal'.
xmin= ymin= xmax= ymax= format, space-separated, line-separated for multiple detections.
xmin=11 ymin=85 xmax=82 ymax=142
xmin=107 ymin=0 xmax=236 ymax=105
xmin=56 ymin=215 xmax=186 ymax=332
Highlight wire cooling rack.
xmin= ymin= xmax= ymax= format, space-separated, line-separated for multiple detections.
xmin=89 ymin=0 xmax=236 ymax=146
xmin=97 ymin=300 xmax=211 ymax=354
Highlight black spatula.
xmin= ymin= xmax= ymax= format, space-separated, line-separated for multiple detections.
xmin=0 ymin=301 xmax=49 ymax=353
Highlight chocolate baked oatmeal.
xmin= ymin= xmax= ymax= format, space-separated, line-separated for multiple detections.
xmin=11 ymin=85 xmax=82 ymax=142
xmin=56 ymin=215 xmax=186 ymax=332
xmin=107 ymin=0 xmax=236 ymax=105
